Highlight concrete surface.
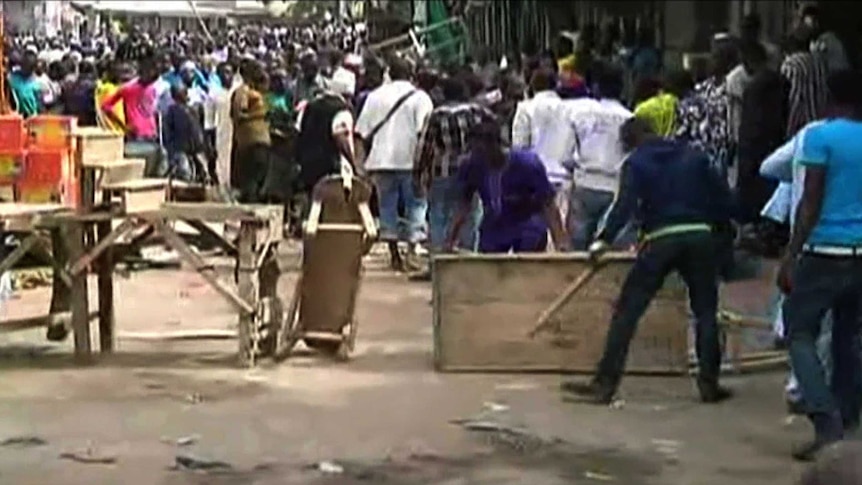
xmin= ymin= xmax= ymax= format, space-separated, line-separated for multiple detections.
xmin=0 ymin=246 xmax=816 ymax=484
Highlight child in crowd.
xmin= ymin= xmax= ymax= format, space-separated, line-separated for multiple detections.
xmin=163 ymin=84 xmax=211 ymax=182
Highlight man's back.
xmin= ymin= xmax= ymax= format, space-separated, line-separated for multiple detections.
xmin=511 ymin=90 xmax=574 ymax=184
xmin=797 ymin=118 xmax=862 ymax=246
xmin=356 ymin=80 xmax=433 ymax=171
xmin=564 ymin=97 xmax=633 ymax=192
xmin=628 ymin=138 xmax=732 ymax=230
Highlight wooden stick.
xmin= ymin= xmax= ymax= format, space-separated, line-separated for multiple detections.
xmin=68 ymin=218 xmax=137 ymax=276
xmin=0 ymin=311 xmax=98 ymax=333
xmin=151 ymin=219 xmax=254 ymax=314
xmin=528 ymin=261 xmax=604 ymax=338
xmin=118 ymin=330 xmax=236 ymax=341
xmin=0 ymin=234 xmax=39 ymax=275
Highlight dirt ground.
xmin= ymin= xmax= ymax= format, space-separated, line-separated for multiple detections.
xmin=0 ymin=246 xmax=819 ymax=484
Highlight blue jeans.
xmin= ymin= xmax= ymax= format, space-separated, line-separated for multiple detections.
xmin=167 ymin=152 xmax=195 ymax=181
xmin=371 ymin=171 xmax=427 ymax=243
xmin=125 ymin=139 xmax=165 ymax=177
xmin=783 ymin=254 xmax=862 ymax=428
xmin=772 ymin=294 xmax=834 ymax=402
xmin=569 ymin=186 xmax=637 ymax=250
xmin=428 ymin=176 xmax=480 ymax=252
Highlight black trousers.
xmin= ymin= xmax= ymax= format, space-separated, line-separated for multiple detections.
xmin=595 ymin=231 xmax=722 ymax=387
xmin=231 ymin=143 xmax=270 ymax=204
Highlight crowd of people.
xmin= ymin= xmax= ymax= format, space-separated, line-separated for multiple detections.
xmin=3 ymin=2 xmax=862 ymax=468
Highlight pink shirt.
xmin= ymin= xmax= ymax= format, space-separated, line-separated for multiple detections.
xmin=102 ymin=78 xmax=157 ymax=139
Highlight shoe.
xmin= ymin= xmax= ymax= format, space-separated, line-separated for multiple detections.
xmin=407 ymin=269 xmax=432 ymax=282
xmin=792 ymin=437 xmax=840 ymax=462
xmin=787 ymin=399 xmax=807 ymax=416
xmin=560 ymin=380 xmax=616 ymax=405
xmin=792 ymin=413 xmax=844 ymax=462
xmin=697 ymin=380 xmax=734 ymax=404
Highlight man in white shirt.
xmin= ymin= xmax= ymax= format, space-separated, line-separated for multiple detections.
xmin=511 ymin=68 xmax=578 ymax=226
xmin=563 ymin=66 xmax=635 ymax=250
xmin=209 ymin=62 xmax=235 ymax=187
xmin=356 ymin=58 xmax=433 ymax=270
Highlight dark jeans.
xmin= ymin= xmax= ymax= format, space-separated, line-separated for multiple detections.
xmin=783 ymin=254 xmax=862 ymax=428
xmin=596 ymin=231 xmax=721 ymax=388
xmin=232 ymin=143 xmax=270 ymax=204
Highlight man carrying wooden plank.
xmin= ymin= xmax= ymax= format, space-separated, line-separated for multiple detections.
xmin=562 ymin=117 xmax=736 ymax=405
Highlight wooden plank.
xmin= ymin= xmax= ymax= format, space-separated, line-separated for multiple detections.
xmin=118 ymin=330 xmax=237 ymax=341
xmin=151 ymin=219 xmax=253 ymax=314
xmin=433 ymin=254 xmax=689 ymax=374
xmin=0 ymin=311 xmax=98 ymax=333
xmin=0 ymin=203 xmax=68 ymax=231
xmin=0 ymin=233 xmax=39 ymax=275
xmin=160 ymin=202 xmax=283 ymax=223
xmin=237 ymin=221 xmax=259 ymax=367
xmin=122 ymin=188 xmax=166 ymax=213
xmin=68 ymin=218 xmax=136 ymax=276
xmin=96 ymin=220 xmax=115 ymax=353
xmin=97 ymin=159 xmax=145 ymax=186
xmin=66 ymin=222 xmax=92 ymax=363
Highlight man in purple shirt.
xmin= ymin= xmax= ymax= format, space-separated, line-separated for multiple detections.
xmin=446 ymin=119 xmax=569 ymax=252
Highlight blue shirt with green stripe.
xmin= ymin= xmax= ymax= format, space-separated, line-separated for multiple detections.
xmin=597 ymin=138 xmax=735 ymax=244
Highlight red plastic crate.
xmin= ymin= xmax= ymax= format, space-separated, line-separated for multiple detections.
xmin=0 ymin=150 xmax=24 ymax=185
xmin=27 ymin=115 xmax=77 ymax=150
xmin=0 ymin=115 xmax=27 ymax=152
xmin=22 ymin=148 xmax=70 ymax=186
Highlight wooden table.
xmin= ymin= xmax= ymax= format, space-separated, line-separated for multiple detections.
xmin=37 ymin=202 xmax=283 ymax=367
xmin=0 ymin=203 xmax=85 ymax=335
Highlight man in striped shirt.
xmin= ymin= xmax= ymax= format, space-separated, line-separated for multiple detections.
xmin=781 ymin=29 xmax=829 ymax=138
xmin=413 ymin=76 xmax=496 ymax=278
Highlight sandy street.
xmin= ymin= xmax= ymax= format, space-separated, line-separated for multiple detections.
xmin=0 ymin=247 xmax=816 ymax=484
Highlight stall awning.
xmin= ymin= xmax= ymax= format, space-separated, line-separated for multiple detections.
xmin=70 ymin=0 xmax=235 ymax=18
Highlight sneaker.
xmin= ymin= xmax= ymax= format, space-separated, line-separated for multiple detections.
xmin=560 ymin=380 xmax=616 ymax=405
xmin=787 ymin=399 xmax=807 ymax=416
xmin=697 ymin=380 xmax=734 ymax=404
xmin=792 ymin=413 xmax=844 ymax=462
xmin=407 ymin=269 xmax=432 ymax=282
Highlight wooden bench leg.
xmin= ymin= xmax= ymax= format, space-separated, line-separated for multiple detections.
xmin=97 ymin=220 xmax=115 ymax=353
xmin=67 ymin=222 xmax=92 ymax=363
xmin=237 ymin=221 xmax=259 ymax=368
xmin=47 ymin=227 xmax=72 ymax=341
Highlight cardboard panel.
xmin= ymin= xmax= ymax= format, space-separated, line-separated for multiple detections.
xmin=433 ymin=253 xmax=690 ymax=374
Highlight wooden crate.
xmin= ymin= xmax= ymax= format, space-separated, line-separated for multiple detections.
xmin=433 ymin=253 xmax=690 ymax=374
xmin=102 ymin=179 xmax=168 ymax=213
xmin=97 ymin=158 xmax=145 ymax=186
xmin=73 ymin=127 xmax=124 ymax=167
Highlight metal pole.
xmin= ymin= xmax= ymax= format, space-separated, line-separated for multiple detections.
xmin=187 ymin=0 xmax=213 ymax=43
xmin=0 ymin=0 xmax=8 ymax=115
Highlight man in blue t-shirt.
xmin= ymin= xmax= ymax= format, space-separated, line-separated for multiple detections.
xmin=778 ymin=69 xmax=862 ymax=462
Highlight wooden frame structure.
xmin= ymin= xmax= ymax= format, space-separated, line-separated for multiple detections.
xmin=35 ymin=202 xmax=283 ymax=367
xmin=433 ymin=252 xmax=787 ymax=375
xmin=0 ymin=203 xmax=93 ymax=334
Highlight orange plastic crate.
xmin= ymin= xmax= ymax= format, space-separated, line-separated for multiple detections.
xmin=0 ymin=150 xmax=24 ymax=185
xmin=21 ymin=148 xmax=72 ymax=186
xmin=0 ymin=115 xmax=27 ymax=152
xmin=27 ymin=115 xmax=77 ymax=150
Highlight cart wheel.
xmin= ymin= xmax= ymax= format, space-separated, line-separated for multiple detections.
xmin=347 ymin=318 xmax=358 ymax=352
xmin=256 ymin=296 xmax=283 ymax=358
